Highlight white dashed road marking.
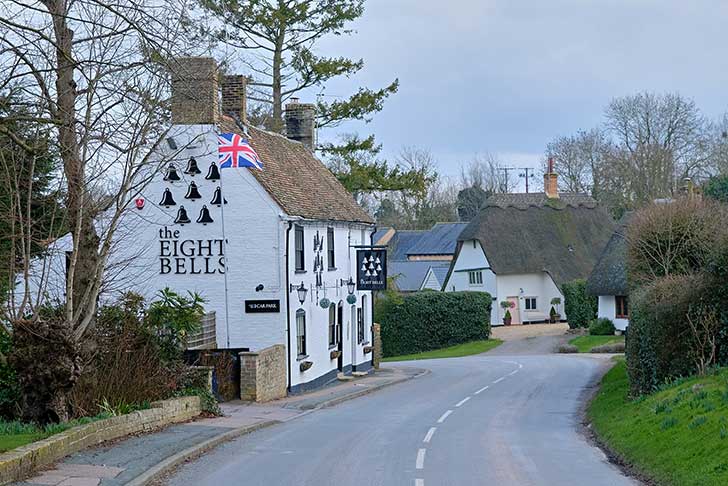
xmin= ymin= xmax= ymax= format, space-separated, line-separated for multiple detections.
xmin=475 ymin=385 xmax=489 ymax=395
xmin=493 ymin=377 xmax=505 ymax=384
xmin=416 ymin=449 xmax=426 ymax=469
xmin=455 ymin=396 xmax=471 ymax=407
xmin=509 ymin=369 xmax=519 ymax=376
xmin=415 ymin=479 xmax=424 ymax=486
xmin=437 ymin=410 xmax=452 ymax=423
xmin=423 ymin=427 xmax=436 ymax=443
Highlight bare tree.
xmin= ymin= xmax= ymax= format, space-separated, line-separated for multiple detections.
xmin=545 ymin=128 xmax=610 ymax=195
xmin=686 ymin=306 xmax=720 ymax=376
xmin=0 ymin=0 xmax=190 ymax=422
xmin=459 ymin=153 xmax=516 ymax=195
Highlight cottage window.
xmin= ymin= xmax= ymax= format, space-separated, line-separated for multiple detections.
xmin=468 ymin=270 xmax=483 ymax=285
xmin=296 ymin=309 xmax=306 ymax=356
xmin=615 ymin=295 xmax=629 ymax=318
xmin=328 ymin=303 xmax=336 ymax=346
xmin=357 ymin=307 xmax=364 ymax=344
xmin=337 ymin=301 xmax=343 ymax=345
xmin=524 ymin=297 xmax=537 ymax=311
xmin=327 ymin=227 xmax=335 ymax=269
xmin=295 ymin=225 xmax=305 ymax=272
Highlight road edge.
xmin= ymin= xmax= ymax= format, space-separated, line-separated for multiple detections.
xmin=127 ymin=367 xmax=428 ymax=485
xmin=577 ymin=358 xmax=654 ymax=486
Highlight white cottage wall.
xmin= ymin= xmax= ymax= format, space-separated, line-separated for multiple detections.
xmin=494 ymin=273 xmax=563 ymax=324
xmin=598 ymin=295 xmax=628 ymax=331
xmin=444 ymin=239 xmax=498 ymax=325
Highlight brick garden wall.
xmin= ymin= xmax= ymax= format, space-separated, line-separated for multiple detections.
xmin=240 ymin=344 xmax=287 ymax=402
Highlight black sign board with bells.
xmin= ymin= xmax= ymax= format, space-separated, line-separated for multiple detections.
xmin=356 ymin=249 xmax=387 ymax=291
xmin=245 ymin=300 xmax=281 ymax=313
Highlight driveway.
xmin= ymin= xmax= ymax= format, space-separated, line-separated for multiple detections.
xmin=489 ymin=322 xmax=571 ymax=355
xmin=163 ymin=329 xmax=635 ymax=486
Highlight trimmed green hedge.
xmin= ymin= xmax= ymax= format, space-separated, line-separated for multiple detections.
xmin=589 ymin=318 xmax=616 ymax=336
xmin=562 ymin=279 xmax=597 ymax=329
xmin=379 ymin=291 xmax=492 ymax=357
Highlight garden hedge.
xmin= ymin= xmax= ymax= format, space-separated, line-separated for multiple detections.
xmin=379 ymin=291 xmax=492 ymax=357
xmin=562 ymin=279 xmax=597 ymax=329
xmin=589 ymin=317 xmax=616 ymax=336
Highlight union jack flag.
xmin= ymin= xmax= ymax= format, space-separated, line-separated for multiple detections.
xmin=218 ymin=133 xmax=263 ymax=170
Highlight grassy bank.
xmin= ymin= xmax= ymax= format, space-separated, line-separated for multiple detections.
xmin=0 ymin=414 xmax=115 ymax=453
xmin=569 ymin=335 xmax=624 ymax=353
xmin=383 ymin=339 xmax=502 ymax=362
xmin=588 ymin=360 xmax=728 ymax=486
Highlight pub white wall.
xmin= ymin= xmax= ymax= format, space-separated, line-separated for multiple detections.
xmin=598 ymin=295 xmax=628 ymax=331
xmin=286 ymin=221 xmax=373 ymax=389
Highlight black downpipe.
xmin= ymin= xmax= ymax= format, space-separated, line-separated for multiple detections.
xmin=285 ymin=221 xmax=293 ymax=390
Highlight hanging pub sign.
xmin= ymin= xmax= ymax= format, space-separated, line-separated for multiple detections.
xmin=356 ymin=249 xmax=387 ymax=291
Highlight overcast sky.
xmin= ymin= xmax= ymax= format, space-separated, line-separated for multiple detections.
xmin=311 ymin=0 xmax=728 ymax=188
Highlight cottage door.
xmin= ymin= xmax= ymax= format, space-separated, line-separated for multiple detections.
xmin=507 ymin=296 xmax=521 ymax=325
xmin=337 ymin=301 xmax=344 ymax=372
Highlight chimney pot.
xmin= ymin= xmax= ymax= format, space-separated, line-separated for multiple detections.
xmin=544 ymin=157 xmax=559 ymax=199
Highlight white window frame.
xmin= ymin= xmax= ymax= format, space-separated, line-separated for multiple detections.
xmin=524 ymin=297 xmax=537 ymax=311
xmin=296 ymin=309 xmax=306 ymax=357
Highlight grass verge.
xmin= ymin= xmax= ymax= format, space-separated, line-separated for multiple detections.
xmin=382 ymin=339 xmax=503 ymax=362
xmin=588 ymin=360 xmax=728 ymax=486
xmin=569 ymin=335 xmax=624 ymax=353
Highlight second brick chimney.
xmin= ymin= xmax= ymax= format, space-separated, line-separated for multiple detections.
xmin=170 ymin=57 xmax=219 ymax=125
xmin=221 ymin=75 xmax=247 ymax=124
xmin=284 ymin=98 xmax=317 ymax=151
xmin=544 ymin=157 xmax=559 ymax=199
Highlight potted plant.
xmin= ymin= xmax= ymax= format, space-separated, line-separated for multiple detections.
xmin=500 ymin=300 xmax=514 ymax=325
xmin=550 ymin=297 xmax=562 ymax=323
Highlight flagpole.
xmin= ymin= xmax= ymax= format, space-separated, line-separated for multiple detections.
xmin=219 ymin=157 xmax=232 ymax=349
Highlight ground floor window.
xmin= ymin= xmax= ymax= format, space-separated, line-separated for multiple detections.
xmin=615 ymin=295 xmax=629 ymax=318
xmin=468 ymin=270 xmax=483 ymax=285
xmin=524 ymin=297 xmax=537 ymax=311
xmin=296 ymin=309 xmax=306 ymax=356
xmin=328 ymin=304 xmax=336 ymax=346
xmin=357 ymin=307 xmax=364 ymax=344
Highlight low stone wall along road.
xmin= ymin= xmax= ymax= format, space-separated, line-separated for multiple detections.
xmin=164 ymin=348 xmax=638 ymax=486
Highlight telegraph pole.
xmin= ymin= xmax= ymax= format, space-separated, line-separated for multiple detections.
xmin=498 ymin=167 xmax=516 ymax=193
xmin=519 ymin=168 xmax=535 ymax=193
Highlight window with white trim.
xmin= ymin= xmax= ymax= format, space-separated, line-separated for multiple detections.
xmin=294 ymin=225 xmax=305 ymax=272
xmin=296 ymin=309 xmax=306 ymax=356
xmin=468 ymin=270 xmax=483 ymax=285
xmin=328 ymin=304 xmax=336 ymax=346
xmin=524 ymin=297 xmax=537 ymax=311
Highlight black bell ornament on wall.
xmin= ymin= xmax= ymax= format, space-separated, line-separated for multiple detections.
xmin=205 ymin=162 xmax=221 ymax=180
xmin=159 ymin=188 xmax=176 ymax=207
xmin=163 ymin=163 xmax=181 ymax=182
xmin=185 ymin=157 xmax=201 ymax=175
xmin=197 ymin=205 xmax=214 ymax=225
xmin=210 ymin=186 xmax=228 ymax=206
xmin=174 ymin=206 xmax=191 ymax=225
xmin=184 ymin=181 xmax=202 ymax=200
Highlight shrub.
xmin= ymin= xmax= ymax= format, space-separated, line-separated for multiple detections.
xmin=590 ymin=342 xmax=626 ymax=353
xmin=589 ymin=318 xmax=616 ymax=336
xmin=625 ymin=274 xmax=711 ymax=396
xmin=704 ymin=175 xmax=728 ymax=203
xmin=557 ymin=344 xmax=578 ymax=353
xmin=0 ymin=331 xmax=19 ymax=420
xmin=562 ymin=279 xmax=597 ymax=329
xmin=379 ymin=291 xmax=491 ymax=357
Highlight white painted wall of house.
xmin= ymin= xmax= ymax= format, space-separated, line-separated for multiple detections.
xmin=444 ymin=239 xmax=498 ymax=325
xmin=598 ymin=295 xmax=629 ymax=331
xmin=286 ymin=221 xmax=373 ymax=389
xmin=494 ymin=273 xmax=563 ymax=324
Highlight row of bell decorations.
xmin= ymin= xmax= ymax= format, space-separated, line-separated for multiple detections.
xmin=174 ymin=205 xmax=214 ymax=225
xmin=159 ymin=186 xmax=227 ymax=208
xmin=163 ymin=161 xmax=221 ymax=182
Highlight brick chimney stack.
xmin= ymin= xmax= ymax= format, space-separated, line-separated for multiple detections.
xmin=170 ymin=57 xmax=219 ymax=125
xmin=284 ymin=98 xmax=317 ymax=151
xmin=544 ymin=157 xmax=559 ymax=199
xmin=221 ymin=75 xmax=247 ymax=124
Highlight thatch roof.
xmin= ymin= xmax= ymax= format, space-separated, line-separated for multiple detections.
xmin=586 ymin=213 xmax=632 ymax=296
xmin=218 ymin=116 xmax=373 ymax=224
xmin=453 ymin=193 xmax=615 ymax=288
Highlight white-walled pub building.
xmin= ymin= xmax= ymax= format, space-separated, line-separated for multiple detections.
xmin=35 ymin=58 xmax=377 ymax=394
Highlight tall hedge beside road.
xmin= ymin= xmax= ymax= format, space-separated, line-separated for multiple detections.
xmin=562 ymin=279 xmax=597 ymax=329
xmin=379 ymin=291 xmax=492 ymax=357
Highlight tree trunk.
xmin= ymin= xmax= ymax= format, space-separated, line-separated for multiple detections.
xmin=271 ymin=32 xmax=285 ymax=133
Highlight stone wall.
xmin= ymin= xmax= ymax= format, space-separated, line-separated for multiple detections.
xmin=372 ymin=323 xmax=382 ymax=369
xmin=0 ymin=396 xmax=201 ymax=485
xmin=240 ymin=344 xmax=287 ymax=402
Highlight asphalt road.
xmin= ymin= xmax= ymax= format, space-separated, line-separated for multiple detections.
xmin=165 ymin=351 xmax=636 ymax=486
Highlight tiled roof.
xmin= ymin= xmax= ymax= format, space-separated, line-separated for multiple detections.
xmin=406 ymin=222 xmax=467 ymax=256
xmin=430 ymin=265 xmax=451 ymax=287
xmin=387 ymin=230 xmax=426 ymax=261
xmin=218 ymin=116 xmax=373 ymax=224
